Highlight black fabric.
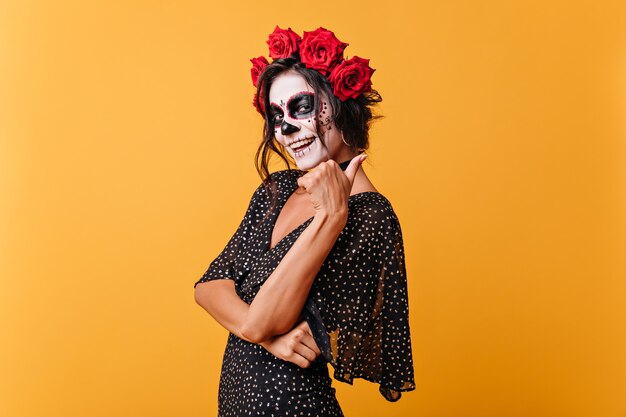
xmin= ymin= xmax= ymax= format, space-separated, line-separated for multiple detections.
xmin=195 ymin=169 xmax=415 ymax=415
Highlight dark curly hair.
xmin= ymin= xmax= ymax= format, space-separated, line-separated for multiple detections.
xmin=253 ymin=53 xmax=383 ymax=214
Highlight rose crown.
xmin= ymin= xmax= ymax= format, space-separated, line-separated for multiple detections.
xmin=250 ymin=26 xmax=376 ymax=114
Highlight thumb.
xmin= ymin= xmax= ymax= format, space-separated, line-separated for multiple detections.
xmin=296 ymin=320 xmax=313 ymax=335
xmin=343 ymin=153 xmax=367 ymax=184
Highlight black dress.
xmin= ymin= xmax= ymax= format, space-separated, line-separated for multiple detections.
xmin=195 ymin=169 xmax=415 ymax=417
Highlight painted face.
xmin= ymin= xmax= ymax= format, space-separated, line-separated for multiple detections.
xmin=268 ymin=70 xmax=356 ymax=171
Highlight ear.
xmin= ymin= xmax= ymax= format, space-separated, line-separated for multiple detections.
xmin=340 ymin=130 xmax=350 ymax=147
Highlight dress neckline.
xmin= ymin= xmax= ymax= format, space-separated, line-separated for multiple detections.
xmin=265 ymin=170 xmax=382 ymax=253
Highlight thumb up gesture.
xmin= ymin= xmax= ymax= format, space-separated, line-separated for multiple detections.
xmin=296 ymin=153 xmax=368 ymax=223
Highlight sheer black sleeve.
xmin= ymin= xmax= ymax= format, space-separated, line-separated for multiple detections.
xmin=193 ymin=184 xmax=266 ymax=288
xmin=303 ymin=197 xmax=415 ymax=401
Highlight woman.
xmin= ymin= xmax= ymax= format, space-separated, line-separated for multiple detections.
xmin=194 ymin=26 xmax=415 ymax=416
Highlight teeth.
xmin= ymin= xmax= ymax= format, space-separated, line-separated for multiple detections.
xmin=291 ymin=137 xmax=315 ymax=157
xmin=290 ymin=137 xmax=315 ymax=150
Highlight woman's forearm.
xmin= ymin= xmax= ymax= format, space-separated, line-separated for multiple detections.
xmin=195 ymin=279 xmax=321 ymax=367
xmin=194 ymin=279 xmax=255 ymax=342
xmin=193 ymin=212 xmax=343 ymax=344
xmin=240 ymin=210 xmax=346 ymax=343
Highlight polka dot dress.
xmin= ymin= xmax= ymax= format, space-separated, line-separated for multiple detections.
xmin=195 ymin=170 xmax=415 ymax=416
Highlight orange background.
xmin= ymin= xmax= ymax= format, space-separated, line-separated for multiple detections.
xmin=1 ymin=1 xmax=625 ymax=416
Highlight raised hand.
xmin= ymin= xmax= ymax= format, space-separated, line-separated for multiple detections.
xmin=296 ymin=153 xmax=367 ymax=222
xmin=260 ymin=320 xmax=322 ymax=368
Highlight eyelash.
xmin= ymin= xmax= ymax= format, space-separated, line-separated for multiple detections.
xmin=271 ymin=113 xmax=283 ymax=124
xmin=298 ymin=105 xmax=312 ymax=113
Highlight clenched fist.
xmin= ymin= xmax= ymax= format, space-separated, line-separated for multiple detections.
xmin=296 ymin=154 xmax=367 ymax=223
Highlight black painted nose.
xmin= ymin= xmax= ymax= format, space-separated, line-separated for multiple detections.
xmin=281 ymin=121 xmax=300 ymax=136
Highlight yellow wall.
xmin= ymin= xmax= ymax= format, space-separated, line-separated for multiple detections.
xmin=1 ymin=1 xmax=624 ymax=416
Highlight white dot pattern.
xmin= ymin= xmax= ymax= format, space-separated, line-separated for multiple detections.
xmin=195 ymin=170 xmax=415 ymax=415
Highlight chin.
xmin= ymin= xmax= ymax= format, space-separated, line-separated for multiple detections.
xmin=295 ymin=150 xmax=335 ymax=171
xmin=294 ymin=159 xmax=318 ymax=171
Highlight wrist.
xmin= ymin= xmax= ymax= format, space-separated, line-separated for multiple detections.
xmin=313 ymin=208 xmax=347 ymax=232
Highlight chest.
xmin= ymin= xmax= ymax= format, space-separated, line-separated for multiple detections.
xmin=269 ymin=188 xmax=315 ymax=250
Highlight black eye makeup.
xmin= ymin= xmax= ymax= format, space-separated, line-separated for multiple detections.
xmin=287 ymin=92 xmax=316 ymax=119
xmin=269 ymin=105 xmax=284 ymax=125
xmin=269 ymin=91 xmax=317 ymax=125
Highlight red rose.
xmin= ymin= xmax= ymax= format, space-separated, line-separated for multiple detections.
xmin=250 ymin=56 xmax=269 ymax=87
xmin=266 ymin=26 xmax=301 ymax=59
xmin=327 ymin=56 xmax=375 ymax=101
xmin=299 ymin=27 xmax=348 ymax=76
xmin=252 ymin=93 xmax=265 ymax=114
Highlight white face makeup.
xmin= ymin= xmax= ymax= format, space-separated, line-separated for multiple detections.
xmin=268 ymin=70 xmax=356 ymax=171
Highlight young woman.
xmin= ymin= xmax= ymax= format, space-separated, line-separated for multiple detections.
xmin=194 ymin=26 xmax=415 ymax=416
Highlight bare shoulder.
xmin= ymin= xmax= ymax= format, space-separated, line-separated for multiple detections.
xmin=350 ymin=168 xmax=378 ymax=195
xmin=350 ymin=184 xmax=378 ymax=194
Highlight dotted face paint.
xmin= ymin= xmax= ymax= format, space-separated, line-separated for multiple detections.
xmin=316 ymin=101 xmax=333 ymax=130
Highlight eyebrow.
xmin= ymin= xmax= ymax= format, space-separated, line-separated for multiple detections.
xmin=269 ymin=90 xmax=315 ymax=110
xmin=269 ymin=103 xmax=283 ymax=114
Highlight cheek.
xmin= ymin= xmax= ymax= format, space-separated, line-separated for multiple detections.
xmin=275 ymin=135 xmax=287 ymax=148
xmin=318 ymin=99 xmax=326 ymax=113
xmin=316 ymin=117 xmax=333 ymax=130
xmin=273 ymin=127 xmax=292 ymax=148
xmin=315 ymin=101 xmax=332 ymax=129
xmin=275 ymin=131 xmax=287 ymax=148
xmin=302 ymin=116 xmax=319 ymax=136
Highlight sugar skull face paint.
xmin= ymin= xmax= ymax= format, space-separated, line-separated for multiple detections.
xmin=270 ymin=91 xmax=318 ymax=136
xmin=268 ymin=70 xmax=356 ymax=171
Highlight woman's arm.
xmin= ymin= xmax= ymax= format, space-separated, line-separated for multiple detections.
xmin=195 ymin=154 xmax=366 ymax=343
xmin=239 ymin=211 xmax=344 ymax=342
xmin=240 ymin=156 xmax=366 ymax=343
xmin=195 ymin=279 xmax=321 ymax=367
xmin=194 ymin=279 xmax=252 ymax=342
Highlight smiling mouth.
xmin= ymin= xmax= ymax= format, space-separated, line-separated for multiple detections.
xmin=290 ymin=137 xmax=316 ymax=156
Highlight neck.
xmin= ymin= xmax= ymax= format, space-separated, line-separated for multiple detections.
xmin=338 ymin=159 xmax=351 ymax=171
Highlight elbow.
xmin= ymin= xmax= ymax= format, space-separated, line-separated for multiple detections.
xmin=194 ymin=282 xmax=212 ymax=309
xmin=240 ymin=322 xmax=272 ymax=344
xmin=193 ymin=286 xmax=203 ymax=306
xmin=240 ymin=319 xmax=294 ymax=344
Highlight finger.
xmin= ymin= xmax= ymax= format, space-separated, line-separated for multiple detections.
xmin=296 ymin=175 xmax=312 ymax=192
xmin=301 ymin=332 xmax=322 ymax=356
xmin=289 ymin=353 xmax=311 ymax=368
xmin=343 ymin=153 xmax=367 ymax=185
xmin=297 ymin=320 xmax=319 ymax=344
xmin=294 ymin=340 xmax=318 ymax=362
xmin=298 ymin=320 xmax=319 ymax=346
xmin=291 ymin=322 xmax=320 ymax=359
xmin=291 ymin=323 xmax=321 ymax=357
xmin=296 ymin=320 xmax=310 ymax=333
